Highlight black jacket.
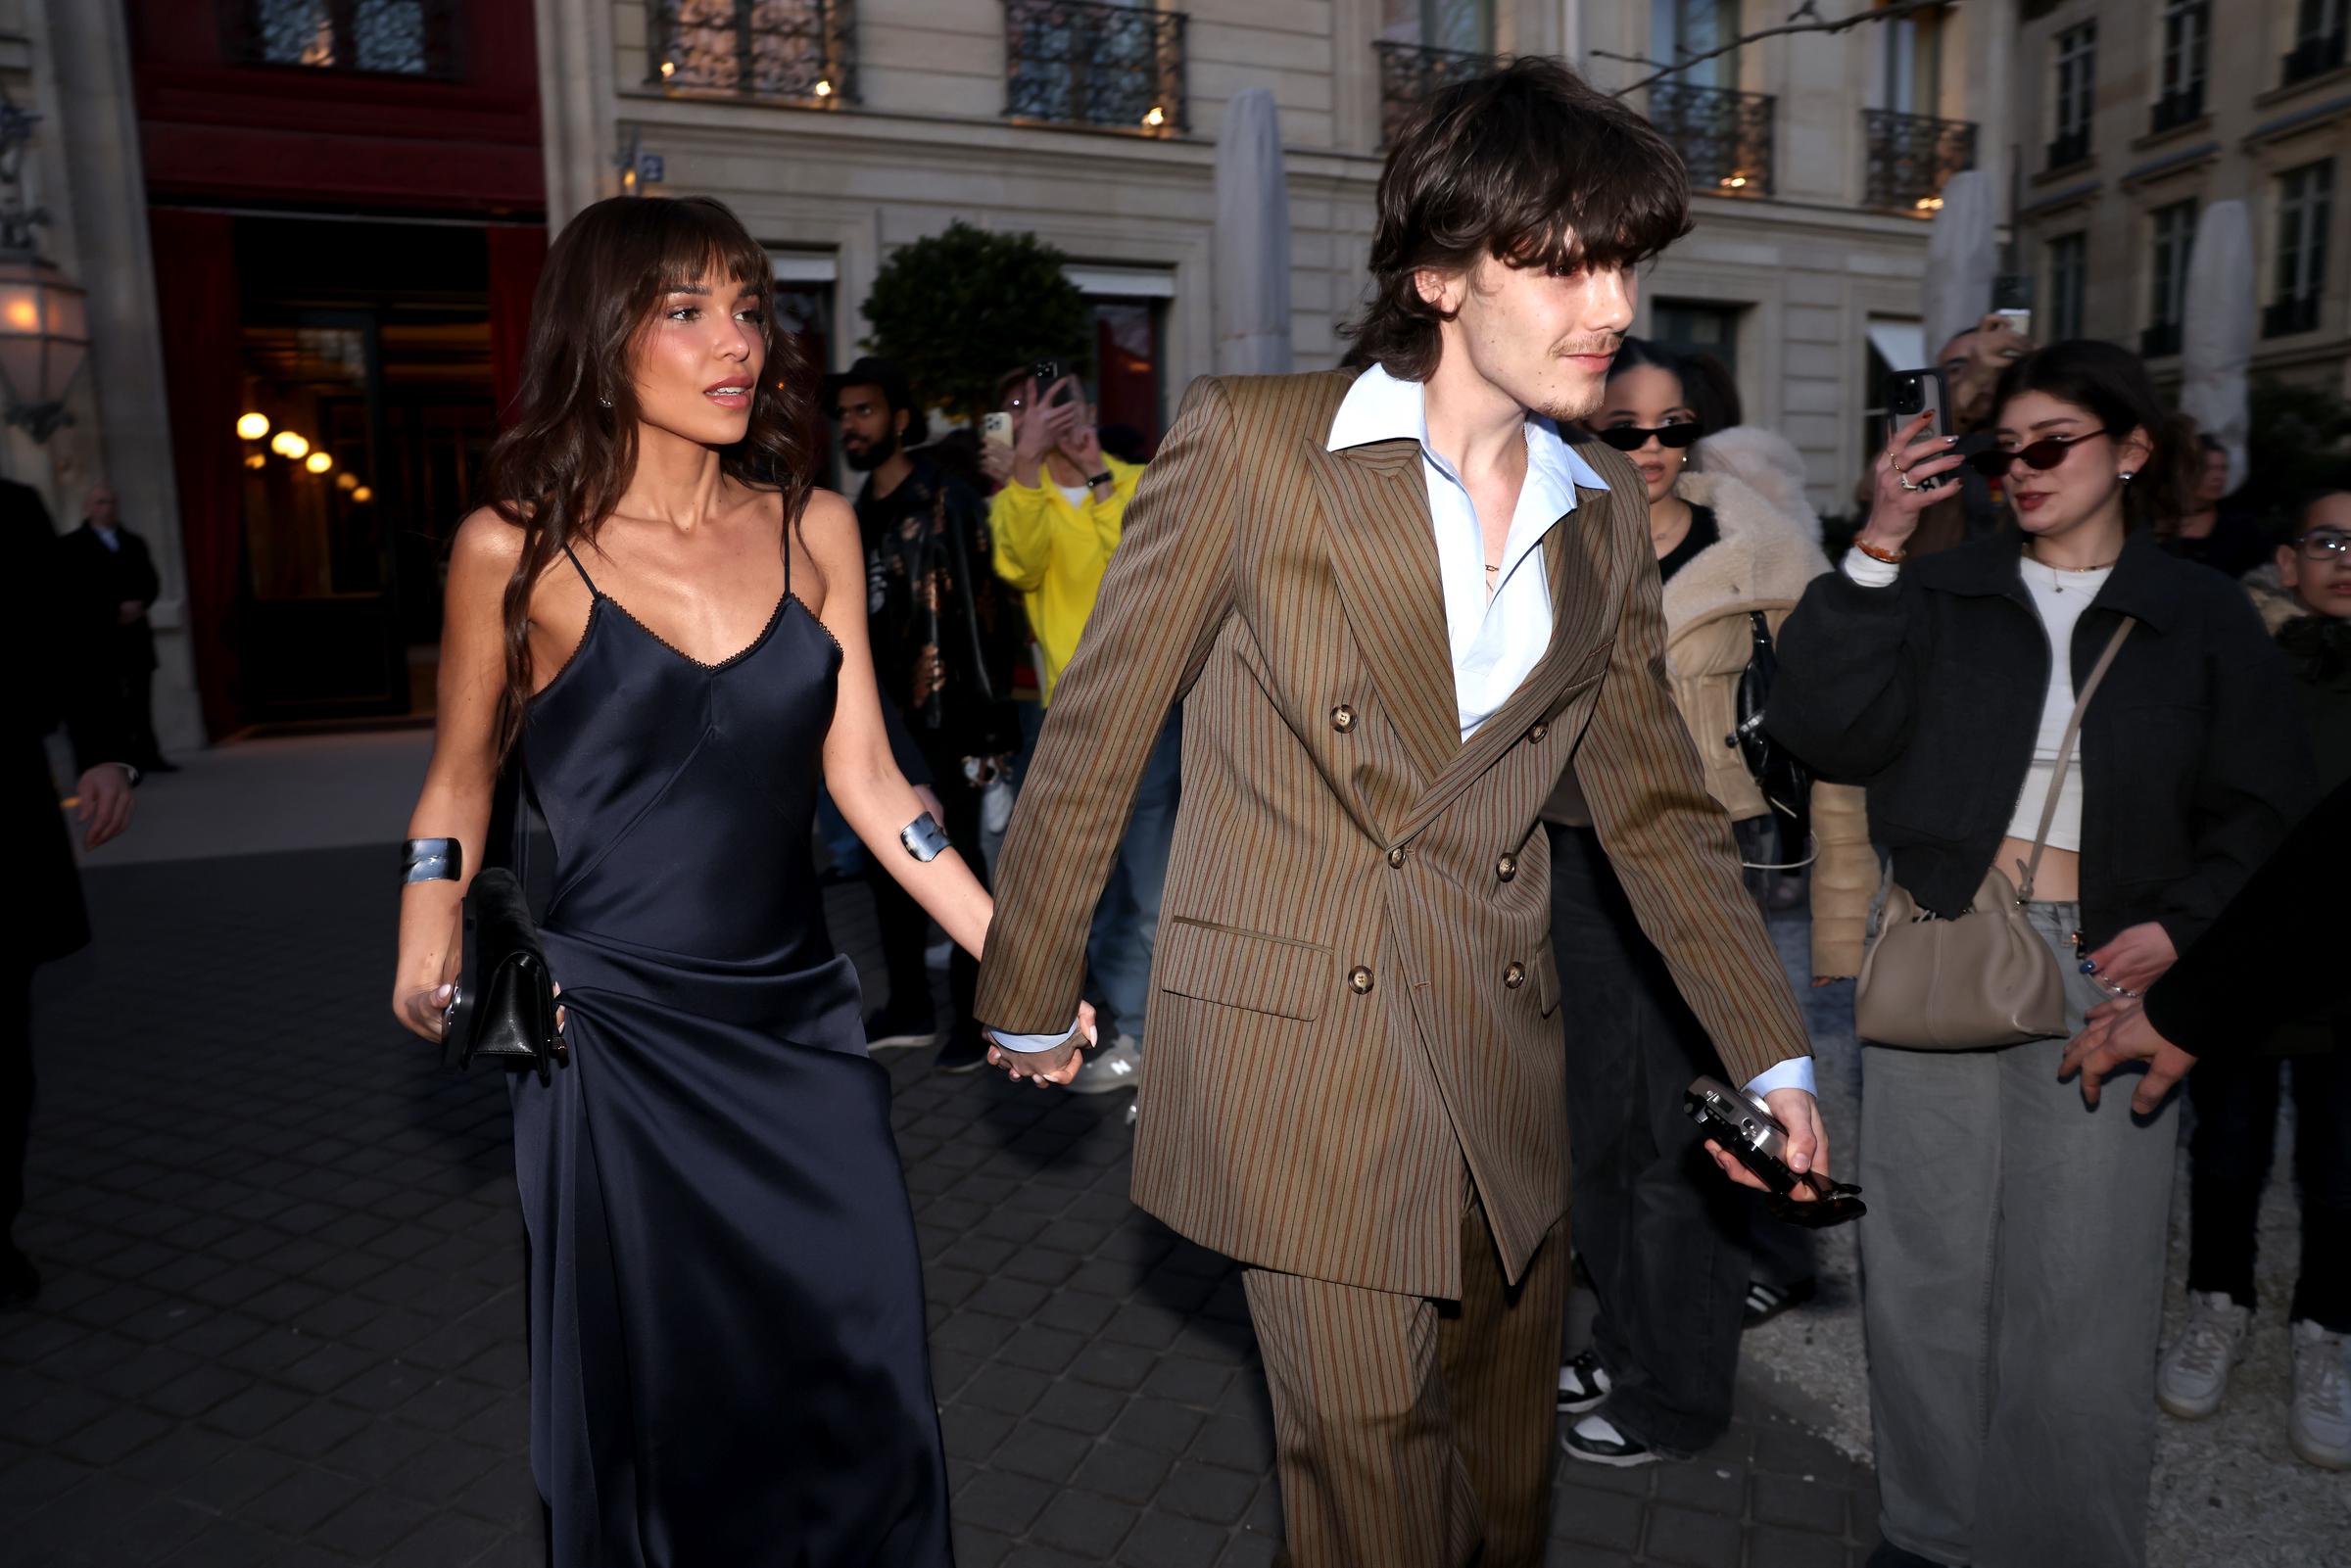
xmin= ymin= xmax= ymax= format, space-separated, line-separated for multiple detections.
xmin=855 ymin=458 xmax=1023 ymax=765
xmin=4 ymin=482 xmax=128 ymax=964
xmin=1766 ymin=529 xmax=2315 ymax=952
xmin=2144 ymin=773 xmax=2342 ymax=1058
xmin=59 ymin=520 xmax=161 ymax=672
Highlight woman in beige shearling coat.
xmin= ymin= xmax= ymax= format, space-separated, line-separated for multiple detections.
xmin=1549 ymin=343 xmax=1870 ymax=1470
xmin=1654 ymin=456 xmax=1875 ymax=978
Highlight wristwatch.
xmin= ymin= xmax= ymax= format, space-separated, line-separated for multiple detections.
xmin=1086 ymin=471 xmax=1114 ymax=490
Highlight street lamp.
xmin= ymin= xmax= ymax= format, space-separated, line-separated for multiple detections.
xmin=0 ymin=94 xmax=86 ymax=444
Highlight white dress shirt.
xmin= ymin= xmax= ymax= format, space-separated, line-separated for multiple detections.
xmin=998 ymin=368 xmax=1816 ymax=1104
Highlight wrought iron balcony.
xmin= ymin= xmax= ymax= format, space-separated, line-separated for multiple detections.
xmin=648 ymin=0 xmax=856 ymax=104
xmin=2043 ymin=127 xmax=2090 ymax=172
xmin=1374 ymin=41 xmax=1498 ymax=149
xmin=2283 ymin=29 xmax=2348 ymax=87
xmin=1649 ymin=83 xmax=1776 ymax=197
xmin=1004 ymin=0 xmax=1186 ymax=135
xmin=2149 ymin=84 xmax=2204 ymax=135
xmin=2264 ymin=294 xmax=2323 ymax=337
xmin=221 ymin=0 xmax=460 ymax=77
xmin=1862 ymin=109 xmax=1977 ymax=215
xmin=2139 ymin=320 xmax=2183 ymax=358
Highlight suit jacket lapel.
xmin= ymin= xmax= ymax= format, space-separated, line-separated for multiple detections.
xmin=1306 ymin=438 xmax=1461 ymax=786
xmin=1403 ymin=482 xmax=1618 ymax=837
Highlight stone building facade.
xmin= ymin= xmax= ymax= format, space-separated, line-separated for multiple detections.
xmin=549 ymin=0 xmax=2009 ymax=515
xmin=2010 ymin=0 xmax=2351 ymax=398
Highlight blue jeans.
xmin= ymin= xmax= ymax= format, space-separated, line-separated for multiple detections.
xmin=1083 ymin=714 xmax=1181 ymax=1046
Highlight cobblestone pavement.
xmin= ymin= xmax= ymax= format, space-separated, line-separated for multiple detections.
xmin=1 ymin=844 xmax=1886 ymax=1567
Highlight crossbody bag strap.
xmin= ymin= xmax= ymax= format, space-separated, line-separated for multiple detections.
xmin=2016 ymin=616 xmax=2136 ymax=900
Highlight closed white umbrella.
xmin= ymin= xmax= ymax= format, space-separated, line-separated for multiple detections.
xmin=1921 ymin=169 xmax=1996 ymax=362
xmin=2179 ymin=200 xmax=2254 ymax=492
xmin=1213 ymin=89 xmax=1292 ymax=377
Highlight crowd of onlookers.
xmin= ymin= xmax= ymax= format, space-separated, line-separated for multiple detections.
xmin=821 ymin=314 xmax=2349 ymax=1567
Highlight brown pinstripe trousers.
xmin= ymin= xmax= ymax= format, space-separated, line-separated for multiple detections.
xmin=1242 ymin=1202 xmax=1566 ymax=1568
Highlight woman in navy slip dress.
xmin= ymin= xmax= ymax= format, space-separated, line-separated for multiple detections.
xmin=391 ymin=196 xmax=1087 ymax=1566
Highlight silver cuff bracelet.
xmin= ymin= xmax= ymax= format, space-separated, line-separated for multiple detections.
xmin=898 ymin=813 xmax=951 ymax=863
xmin=402 ymin=837 xmax=462 ymax=883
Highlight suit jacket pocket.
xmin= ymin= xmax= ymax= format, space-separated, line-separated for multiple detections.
xmin=1156 ymin=918 xmax=1331 ymax=1022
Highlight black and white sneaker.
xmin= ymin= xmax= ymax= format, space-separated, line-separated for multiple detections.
xmin=864 ymin=1001 xmax=938 ymax=1053
xmin=1557 ymin=1350 xmax=1611 ymax=1414
xmin=1561 ymin=1412 xmax=1659 ymax=1468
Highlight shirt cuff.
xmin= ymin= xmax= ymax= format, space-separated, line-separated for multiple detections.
xmin=987 ymin=1020 xmax=1083 ymax=1054
xmin=1840 ymin=546 xmax=1901 ymax=588
xmin=1744 ymin=1058 xmax=1817 ymax=1101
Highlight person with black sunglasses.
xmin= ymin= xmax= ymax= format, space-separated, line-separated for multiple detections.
xmin=1543 ymin=339 xmax=1875 ymax=1468
xmin=1767 ymin=341 xmax=2315 ymax=1568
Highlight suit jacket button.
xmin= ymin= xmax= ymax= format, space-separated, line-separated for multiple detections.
xmin=1331 ymin=704 xmax=1358 ymax=734
xmin=1504 ymin=961 xmax=1526 ymax=989
xmin=1387 ymin=846 xmax=1407 ymax=870
xmin=1349 ymin=965 xmax=1374 ymax=995
xmin=1496 ymin=852 xmax=1517 ymax=881
xmin=1527 ymin=721 xmax=1549 ymax=743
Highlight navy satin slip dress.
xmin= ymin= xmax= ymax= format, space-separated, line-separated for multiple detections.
xmin=505 ymin=540 xmax=952 ymax=1566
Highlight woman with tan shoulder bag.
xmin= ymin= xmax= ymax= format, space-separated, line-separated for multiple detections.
xmin=1766 ymin=342 xmax=2315 ymax=1568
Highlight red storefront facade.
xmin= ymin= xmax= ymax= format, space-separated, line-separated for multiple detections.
xmin=130 ymin=1 xmax=547 ymax=735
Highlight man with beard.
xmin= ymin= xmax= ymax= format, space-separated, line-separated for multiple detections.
xmin=830 ymin=356 xmax=1023 ymax=1070
xmin=977 ymin=60 xmax=1825 ymax=1565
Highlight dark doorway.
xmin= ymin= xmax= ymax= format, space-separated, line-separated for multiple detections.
xmin=232 ymin=216 xmax=498 ymax=722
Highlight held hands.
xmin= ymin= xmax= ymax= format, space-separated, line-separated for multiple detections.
xmin=2060 ymin=998 xmax=2197 ymax=1115
xmin=983 ymin=1002 xmax=1100 ymax=1088
xmin=2080 ymin=921 xmax=2178 ymax=998
xmin=1704 ymin=1088 xmax=1830 ymax=1200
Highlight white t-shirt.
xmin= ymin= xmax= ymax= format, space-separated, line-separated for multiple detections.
xmin=1839 ymin=546 xmax=2110 ymax=852
xmin=2005 ymin=556 xmax=2112 ymax=851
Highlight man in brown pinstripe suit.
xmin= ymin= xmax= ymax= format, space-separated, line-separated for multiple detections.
xmin=979 ymin=60 xmax=1828 ymax=1566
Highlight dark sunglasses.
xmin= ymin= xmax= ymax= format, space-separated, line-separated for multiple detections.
xmin=1965 ymin=429 xmax=2115 ymax=480
xmin=1593 ymin=422 xmax=1703 ymax=452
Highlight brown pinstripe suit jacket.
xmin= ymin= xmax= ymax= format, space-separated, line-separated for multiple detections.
xmin=976 ymin=369 xmax=1811 ymax=1300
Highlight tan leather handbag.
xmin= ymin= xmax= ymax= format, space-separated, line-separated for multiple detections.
xmin=1853 ymin=618 xmax=2135 ymax=1051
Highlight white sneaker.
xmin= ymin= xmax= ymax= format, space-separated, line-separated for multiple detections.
xmin=2157 ymin=1290 xmax=2251 ymax=1419
xmin=1067 ymin=1034 xmax=1142 ymax=1096
xmin=2288 ymin=1319 xmax=2351 ymax=1470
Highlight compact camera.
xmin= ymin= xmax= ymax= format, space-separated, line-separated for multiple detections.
xmin=1684 ymin=1076 xmax=1865 ymax=1229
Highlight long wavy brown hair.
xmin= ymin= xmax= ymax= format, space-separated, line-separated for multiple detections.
xmin=478 ymin=195 xmax=813 ymax=755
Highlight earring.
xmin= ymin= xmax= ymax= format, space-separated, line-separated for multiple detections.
xmin=598 ymin=396 xmax=612 ymax=409
xmin=2117 ymin=470 xmax=2135 ymax=482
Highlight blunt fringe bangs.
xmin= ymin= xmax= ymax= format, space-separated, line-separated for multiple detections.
xmin=477 ymin=195 xmax=814 ymax=756
xmin=1346 ymin=57 xmax=1693 ymax=382
xmin=1991 ymin=340 xmax=2183 ymax=532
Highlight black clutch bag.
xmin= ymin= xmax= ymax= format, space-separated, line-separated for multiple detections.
xmin=445 ymin=867 xmax=563 ymax=1082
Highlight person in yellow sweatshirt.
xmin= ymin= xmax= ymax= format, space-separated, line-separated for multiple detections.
xmin=985 ymin=368 xmax=1174 ymax=1099
xmin=985 ymin=369 xmax=1143 ymax=701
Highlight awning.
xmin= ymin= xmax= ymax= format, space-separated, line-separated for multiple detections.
xmin=1064 ymin=264 xmax=1176 ymax=299
xmin=1865 ymin=320 xmax=1925 ymax=373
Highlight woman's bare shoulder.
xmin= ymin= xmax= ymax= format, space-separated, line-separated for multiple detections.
xmin=451 ymin=505 xmax=526 ymax=581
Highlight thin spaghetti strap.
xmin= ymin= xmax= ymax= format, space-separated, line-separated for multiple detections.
xmin=782 ymin=528 xmax=792 ymax=601
xmin=560 ymin=543 xmax=599 ymax=596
